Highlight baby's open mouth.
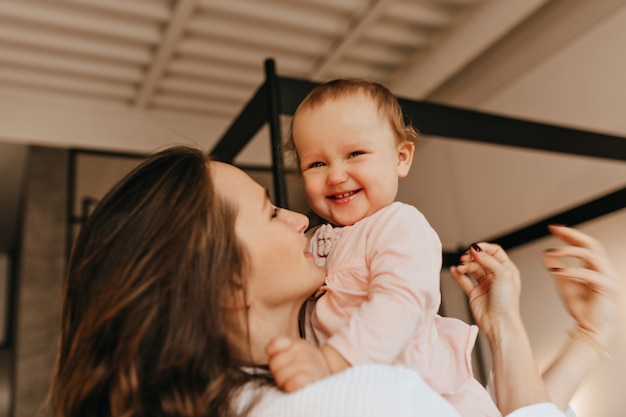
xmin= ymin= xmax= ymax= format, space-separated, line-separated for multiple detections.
xmin=329 ymin=190 xmax=358 ymax=199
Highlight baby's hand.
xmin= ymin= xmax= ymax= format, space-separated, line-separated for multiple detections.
xmin=266 ymin=337 xmax=330 ymax=392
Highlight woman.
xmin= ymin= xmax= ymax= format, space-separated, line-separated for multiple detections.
xmin=49 ymin=146 xmax=618 ymax=417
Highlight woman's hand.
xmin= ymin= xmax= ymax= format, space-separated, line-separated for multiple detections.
xmin=450 ymin=242 xmax=549 ymax=413
xmin=449 ymin=242 xmax=522 ymax=338
xmin=541 ymin=225 xmax=620 ymax=409
xmin=541 ymin=225 xmax=620 ymax=350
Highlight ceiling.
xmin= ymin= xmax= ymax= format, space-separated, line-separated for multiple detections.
xmin=0 ymin=0 xmax=550 ymax=120
xmin=5 ymin=0 xmax=626 ymax=254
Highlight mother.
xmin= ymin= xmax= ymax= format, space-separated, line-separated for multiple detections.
xmin=48 ymin=146 xmax=618 ymax=417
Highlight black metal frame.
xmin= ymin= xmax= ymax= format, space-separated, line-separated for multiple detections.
xmin=211 ymin=58 xmax=626 ymax=265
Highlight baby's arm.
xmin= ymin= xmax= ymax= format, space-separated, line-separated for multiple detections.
xmin=267 ymin=337 xmax=349 ymax=392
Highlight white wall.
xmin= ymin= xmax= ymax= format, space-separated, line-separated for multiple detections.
xmin=0 ymin=88 xmax=231 ymax=154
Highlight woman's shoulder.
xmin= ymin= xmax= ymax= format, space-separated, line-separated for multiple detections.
xmin=241 ymin=364 xmax=461 ymax=417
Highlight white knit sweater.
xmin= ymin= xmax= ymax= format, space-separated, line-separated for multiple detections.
xmin=236 ymin=364 xmax=569 ymax=417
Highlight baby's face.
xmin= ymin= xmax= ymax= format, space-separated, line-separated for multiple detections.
xmin=292 ymin=93 xmax=413 ymax=226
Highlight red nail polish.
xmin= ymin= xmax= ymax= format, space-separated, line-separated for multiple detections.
xmin=470 ymin=243 xmax=482 ymax=252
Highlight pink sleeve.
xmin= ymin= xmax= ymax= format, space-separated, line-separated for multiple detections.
xmin=326 ymin=204 xmax=442 ymax=364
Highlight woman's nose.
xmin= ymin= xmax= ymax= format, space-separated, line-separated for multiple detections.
xmin=283 ymin=209 xmax=309 ymax=233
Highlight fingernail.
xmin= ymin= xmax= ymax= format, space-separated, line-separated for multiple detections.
xmin=470 ymin=243 xmax=482 ymax=252
xmin=548 ymin=224 xmax=567 ymax=229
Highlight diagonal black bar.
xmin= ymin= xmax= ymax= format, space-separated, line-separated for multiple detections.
xmin=209 ymin=82 xmax=268 ymax=163
xmin=265 ymin=59 xmax=288 ymax=208
xmin=442 ymin=184 xmax=626 ymax=267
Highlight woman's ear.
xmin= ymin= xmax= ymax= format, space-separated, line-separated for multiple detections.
xmin=397 ymin=141 xmax=415 ymax=178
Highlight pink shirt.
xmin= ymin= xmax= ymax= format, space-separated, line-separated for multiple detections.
xmin=307 ymin=202 xmax=500 ymax=416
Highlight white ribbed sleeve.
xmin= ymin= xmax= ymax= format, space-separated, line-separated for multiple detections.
xmin=239 ymin=364 xmax=460 ymax=417
xmin=506 ymin=403 xmax=568 ymax=417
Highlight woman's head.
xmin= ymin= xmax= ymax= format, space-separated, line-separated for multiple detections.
xmin=289 ymin=78 xmax=417 ymax=226
xmin=210 ymin=161 xmax=325 ymax=361
xmin=51 ymin=146 xmax=323 ymax=416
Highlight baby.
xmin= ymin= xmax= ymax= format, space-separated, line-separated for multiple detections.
xmin=271 ymin=78 xmax=500 ymax=417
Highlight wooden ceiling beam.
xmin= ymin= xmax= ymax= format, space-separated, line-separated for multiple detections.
xmin=310 ymin=0 xmax=395 ymax=80
xmin=134 ymin=0 xmax=199 ymax=109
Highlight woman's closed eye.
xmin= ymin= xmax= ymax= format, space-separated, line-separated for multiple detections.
xmin=271 ymin=207 xmax=281 ymax=219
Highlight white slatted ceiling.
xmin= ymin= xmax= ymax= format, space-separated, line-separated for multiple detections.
xmin=0 ymin=0 xmax=484 ymax=117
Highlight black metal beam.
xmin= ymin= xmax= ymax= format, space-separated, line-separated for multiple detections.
xmin=209 ymin=82 xmax=269 ymax=163
xmin=442 ymin=184 xmax=626 ymax=267
xmin=397 ymin=98 xmax=626 ymax=162
xmin=265 ymin=59 xmax=288 ymax=208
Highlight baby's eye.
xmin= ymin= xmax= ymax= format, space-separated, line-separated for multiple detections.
xmin=348 ymin=151 xmax=364 ymax=158
xmin=271 ymin=207 xmax=281 ymax=219
xmin=307 ymin=161 xmax=325 ymax=169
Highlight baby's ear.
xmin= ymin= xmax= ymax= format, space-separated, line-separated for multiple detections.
xmin=397 ymin=141 xmax=415 ymax=178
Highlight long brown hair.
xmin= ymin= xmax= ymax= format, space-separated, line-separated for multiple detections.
xmin=49 ymin=146 xmax=264 ymax=417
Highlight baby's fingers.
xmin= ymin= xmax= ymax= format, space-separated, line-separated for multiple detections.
xmin=266 ymin=336 xmax=293 ymax=358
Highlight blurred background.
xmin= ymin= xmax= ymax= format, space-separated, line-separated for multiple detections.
xmin=0 ymin=0 xmax=625 ymax=416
